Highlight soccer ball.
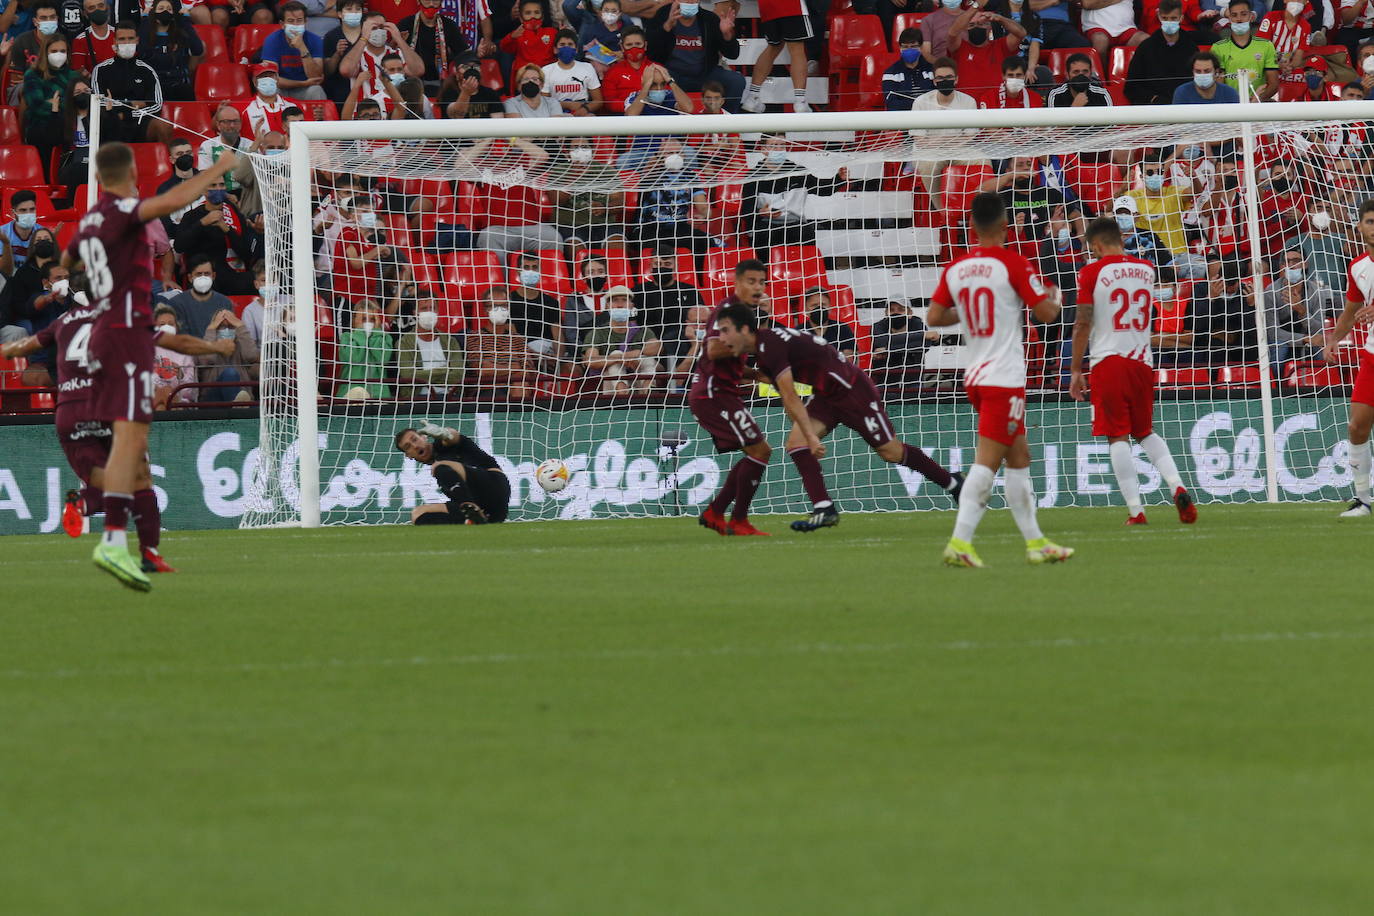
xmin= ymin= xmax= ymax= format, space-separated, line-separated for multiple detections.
xmin=535 ymin=458 xmax=572 ymax=493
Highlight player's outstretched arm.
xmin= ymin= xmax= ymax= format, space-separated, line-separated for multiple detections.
xmin=1068 ymin=299 xmax=1094 ymax=402
xmin=138 ymin=151 xmax=240 ymax=224
xmin=1323 ymin=298 xmax=1368 ymax=361
xmin=0 ymin=335 xmax=40 ymax=360
xmin=1031 ymin=286 xmax=1063 ymax=324
xmin=160 ymin=332 xmax=235 ymax=358
xmin=417 ymin=420 xmax=460 ymax=445
xmin=774 ymin=369 xmax=825 ymax=458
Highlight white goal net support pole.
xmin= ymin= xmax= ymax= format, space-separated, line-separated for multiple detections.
xmin=243 ymin=100 xmax=1374 ymax=528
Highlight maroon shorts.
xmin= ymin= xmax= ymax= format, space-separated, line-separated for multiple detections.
xmin=691 ymin=395 xmax=765 ymax=453
xmin=1090 ymin=355 xmax=1155 ymax=439
xmin=56 ymin=402 xmax=112 ymax=483
xmin=966 ymin=384 xmax=1027 ymax=446
xmin=806 ymin=372 xmax=896 ymax=449
xmin=90 ymin=324 xmax=155 ymax=424
xmin=1353 ymin=352 xmax=1374 ymax=408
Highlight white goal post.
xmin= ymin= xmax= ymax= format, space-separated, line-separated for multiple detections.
xmin=244 ymin=98 xmax=1374 ymax=528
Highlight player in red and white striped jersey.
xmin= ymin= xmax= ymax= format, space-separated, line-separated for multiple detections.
xmin=1320 ymin=199 xmax=1374 ymax=518
xmin=1069 ymin=218 xmax=1197 ymax=526
xmin=928 ymin=192 xmax=1073 ymax=568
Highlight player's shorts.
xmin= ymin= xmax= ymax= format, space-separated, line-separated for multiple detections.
xmin=56 ymin=402 xmax=112 ymax=484
xmin=966 ymin=384 xmax=1027 ymax=447
xmin=1353 ymin=352 xmax=1374 ymax=408
xmin=806 ymin=372 xmax=896 ymax=450
xmin=690 ymin=395 xmax=765 ymax=453
xmin=761 ymin=14 xmax=814 ymax=46
xmin=446 ymin=465 xmax=511 ymax=523
xmin=1089 ymin=355 xmax=1155 ymax=439
xmin=1083 ymin=26 xmax=1145 ymax=46
xmin=90 ymin=324 xmax=155 ymax=425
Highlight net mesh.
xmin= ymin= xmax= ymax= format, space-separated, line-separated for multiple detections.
xmin=241 ymin=111 xmax=1374 ymax=527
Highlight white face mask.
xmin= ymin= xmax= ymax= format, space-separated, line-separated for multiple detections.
xmin=156 ymin=322 xmax=176 ymax=333
xmin=50 ymin=278 xmax=70 ymax=297
xmin=1364 ymin=56 xmax=1374 ymax=75
xmin=663 ymin=152 xmax=685 ymax=172
xmin=1154 ymin=286 xmax=1174 ymax=301
xmin=569 ymin=146 xmax=593 ymax=163
xmin=368 ymin=27 xmax=387 ymax=47
xmin=601 ymin=11 xmax=619 ymax=26
xmin=1312 ymin=211 xmax=1332 ymax=230
xmin=47 ymin=51 xmax=67 ymax=68
xmin=488 ymin=307 xmax=510 ymax=325
xmin=388 ymin=72 xmax=406 ymax=85
xmin=116 ymin=42 xmax=137 ymax=59
xmin=361 ymin=320 xmax=375 ymax=332
xmin=192 ymin=275 xmax=214 ymax=294
xmin=1005 ymin=76 xmax=1025 ymax=94
xmin=416 ymin=310 xmax=438 ymax=331
xmin=358 ymin=211 xmax=377 ymax=229
xmin=1286 ymin=1 xmax=1304 ymax=14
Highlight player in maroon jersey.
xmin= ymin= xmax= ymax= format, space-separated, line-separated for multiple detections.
xmin=689 ymin=259 xmax=786 ymax=536
xmin=64 ymin=141 xmax=240 ymax=591
xmin=715 ymin=303 xmax=964 ymax=531
xmin=3 ymin=306 xmax=234 ymax=563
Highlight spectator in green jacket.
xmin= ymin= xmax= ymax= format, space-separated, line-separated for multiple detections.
xmin=336 ymin=301 xmax=394 ymax=398
xmin=22 ymin=33 xmax=79 ymax=180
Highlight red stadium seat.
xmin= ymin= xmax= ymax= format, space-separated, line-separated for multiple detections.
xmin=129 ymin=143 xmax=172 ymax=197
xmin=232 ymin=24 xmax=279 ymax=63
xmin=704 ymin=247 xmax=757 ymax=289
xmin=1064 ymin=157 xmax=1123 ymax=213
xmin=1046 ymin=48 xmax=1105 ymax=81
xmin=195 ymin=61 xmax=251 ymax=101
xmin=1108 ymin=46 xmax=1135 ymax=105
xmin=0 ymin=145 xmax=51 ymax=190
xmin=289 ymin=98 xmax=338 ymax=120
xmin=768 ymin=244 xmax=827 ymax=299
xmin=856 ymin=53 xmax=899 ymax=110
xmin=0 ymin=107 xmax=20 ymax=145
xmin=162 ymin=101 xmax=218 ymax=138
xmin=194 ymin=23 xmax=229 ymax=60
xmin=1155 ymin=367 xmax=1212 ymax=389
xmin=1284 ymin=360 xmax=1347 ymax=389
xmin=441 ymin=251 xmax=504 ymax=324
xmin=829 ymin=14 xmax=886 ymax=72
xmin=1216 ymin=364 xmax=1264 ymax=389
xmin=890 ymin=12 xmax=929 ymax=47
xmin=506 ymin=249 xmax=571 ymax=298
xmin=479 ymin=58 xmax=506 ymax=93
xmin=940 ymin=162 xmax=994 ymax=221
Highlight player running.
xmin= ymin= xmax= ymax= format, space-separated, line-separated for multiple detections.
xmin=928 ymin=192 xmax=1073 ymax=568
xmin=2 ymin=304 xmax=234 ymax=568
xmin=1321 ymin=198 xmax=1374 ymax=518
xmin=1069 ymin=217 xmax=1197 ymax=526
xmin=66 ymin=141 xmax=240 ymax=591
xmin=690 ymin=259 xmax=781 ymax=537
xmin=714 ymin=304 xmax=964 ymax=531
xmin=394 ymin=422 xmax=512 ymax=524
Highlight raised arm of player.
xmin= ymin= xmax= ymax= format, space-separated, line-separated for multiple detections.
xmin=0 ymin=335 xmax=41 ymax=360
xmin=773 ymin=368 xmax=825 ymax=458
xmin=160 ymin=333 xmax=236 ymax=358
xmin=417 ymin=419 xmax=462 ymax=445
xmin=1068 ymin=295 xmax=1094 ymax=401
xmin=137 ymin=151 xmax=241 ymax=223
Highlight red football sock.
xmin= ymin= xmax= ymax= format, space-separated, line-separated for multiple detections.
xmin=730 ymin=455 xmax=768 ymax=521
xmin=708 ymin=460 xmax=742 ymax=515
xmin=788 ymin=447 xmax=831 ymax=507
xmin=132 ymin=488 xmax=161 ymax=552
xmin=901 ymin=443 xmax=952 ymax=489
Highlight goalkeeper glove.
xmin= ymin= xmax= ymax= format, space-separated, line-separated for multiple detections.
xmin=417 ymin=420 xmax=449 ymax=439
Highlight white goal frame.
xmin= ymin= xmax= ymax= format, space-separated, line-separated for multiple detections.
xmin=284 ymin=98 xmax=1374 ymax=528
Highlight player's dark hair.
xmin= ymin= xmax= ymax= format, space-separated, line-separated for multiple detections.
xmin=1002 ymin=55 xmax=1027 ymax=74
xmin=10 ymin=188 xmax=36 ymax=208
xmin=735 ymin=258 xmax=767 ymax=278
xmin=1157 ymin=0 xmax=1182 ymax=14
xmin=1084 ymin=216 xmax=1122 ymax=246
xmin=1360 ymin=198 xmax=1374 ymax=218
xmin=898 ymin=26 xmax=922 ymax=44
xmin=970 ymin=192 xmax=1006 ymax=232
xmin=1066 ymin=52 xmax=1093 ymax=71
xmin=716 ymin=303 xmax=758 ymax=333
xmin=394 ymin=428 xmax=417 ymax=449
xmin=94 ymin=141 xmax=134 ymax=185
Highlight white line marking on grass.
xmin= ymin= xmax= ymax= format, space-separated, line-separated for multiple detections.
xmin=3 ymin=630 xmax=1371 ymax=682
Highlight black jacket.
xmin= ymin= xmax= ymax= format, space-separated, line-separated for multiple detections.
xmin=645 ymin=9 xmax=739 ymax=78
xmin=175 ymin=202 xmax=261 ymax=293
xmin=1125 ymin=30 xmax=1202 ymax=106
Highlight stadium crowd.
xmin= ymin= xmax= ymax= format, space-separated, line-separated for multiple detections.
xmin=0 ymin=0 xmax=1372 ymax=407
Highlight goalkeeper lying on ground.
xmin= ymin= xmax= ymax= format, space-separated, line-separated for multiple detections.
xmin=394 ymin=422 xmax=511 ymax=525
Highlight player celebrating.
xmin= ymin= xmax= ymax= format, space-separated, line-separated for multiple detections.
xmin=1321 ymin=199 xmax=1374 ymax=518
xmin=1069 ymin=218 xmax=1197 ymax=526
xmin=66 ymin=141 xmax=240 ymax=591
xmin=691 ymin=259 xmax=780 ymax=537
xmin=394 ymin=422 xmax=511 ymax=524
xmin=715 ymin=305 xmax=964 ymax=531
xmin=2 ymin=306 xmax=234 ymax=566
xmin=928 ymin=192 xmax=1073 ymax=568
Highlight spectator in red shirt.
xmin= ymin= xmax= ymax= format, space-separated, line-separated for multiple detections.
xmin=70 ymin=0 xmax=116 ymax=72
xmin=948 ymin=6 xmax=1026 ymax=97
xmin=740 ymin=0 xmax=813 ymax=113
xmin=1289 ymin=52 xmax=1343 ymax=100
xmin=979 ymin=54 xmax=1043 ymax=108
xmin=500 ymin=0 xmax=558 ymax=81
xmin=332 ymin=195 xmax=393 ymax=311
xmin=602 ymin=24 xmax=654 ymax=113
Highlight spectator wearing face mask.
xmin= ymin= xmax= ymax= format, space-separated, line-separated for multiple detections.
xmin=342 ymin=68 xmax=407 ymax=120
xmin=336 ymin=302 xmax=394 ymax=399
xmin=501 ymin=0 xmax=559 ymax=78
xmin=978 ymin=54 xmax=1042 ymax=109
xmin=170 ymin=255 xmax=237 ymax=338
xmin=616 ymin=68 xmax=694 ymax=170
xmin=542 ymin=28 xmax=603 ymax=115
xmin=1127 ymin=156 xmax=1193 ymax=258
xmin=947 ymin=5 xmax=1027 ymax=95
xmin=884 ymin=27 xmax=936 ymax=110
xmin=1265 ymin=248 xmax=1328 ymax=376
xmin=14 ymin=260 xmax=74 ymax=386
xmin=505 ymin=63 xmax=567 ymax=116
xmin=634 ymin=143 xmax=716 ymax=256
xmin=259 ymin=2 xmax=327 ymax=101
xmin=1212 ymin=0 xmax=1280 ymax=100
xmin=910 ymin=59 xmax=978 ymax=210
xmin=21 ymin=33 xmax=77 ymax=179
xmin=155 ymin=136 xmax=198 ymax=236
xmin=0 ymin=190 xmax=46 ymax=271
xmin=70 ymin=0 xmax=117 ymax=72
xmin=241 ymin=263 xmax=273 ymax=345
xmin=1126 ymin=0 xmax=1203 ymax=105
xmin=602 ymin=24 xmax=654 ymax=113
xmin=323 ymin=0 xmax=368 ymax=104
xmin=138 ymin=0 xmax=203 ymax=102
xmin=175 ymin=179 xmax=261 ymax=295
xmin=507 ymin=251 xmax=563 ymax=361
xmin=1300 ymin=205 xmax=1352 ymax=292
xmin=89 ymin=20 xmax=163 ymax=142
xmin=153 ymin=306 xmax=200 ymax=407
xmin=6 ymin=1 xmax=62 ymax=102
xmin=339 ymin=12 xmax=426 ymax=108
xmin=441 ymin=63 xmax=505 ymax=118
xmin=239 ymin=62 xmax=315 ymax=140
xmin=397 ymin=306 xmax=464 ymax=399
xmin=668 ymin=302 xmax=712 ymax=382
xmin=1293 ymin=53 xmax=1344 ymax=100
xmin=634 ymin=244 xmax=702 ymax=344
xmin=577 ymin=0 xmax=627 ymax=78
xmin=332 ymin=196 xmax=393 ymax=310
xmin=1112 ymin=196 xmax=1175 ymax=270
xmin=871 ymin=298 xmax=936 ymax=380
xmin=199 ymin=307 xmax=260 ymax=403
xmin=1172 ymin=50 xmax=1241 ymax=102
xmin=470 ymin=287 xmax=544 ymax=400
xmin=581 ymin=285 xmax=661 ymax=394
xmin=0 ymin=226 xmax=59 ymax=335
xmin=547 ymin=138 xmax=624 ymax=246
xmin=563 ymin=255 xmax=611 ymax=344
xmin=1045 ymin=52 xmax=1113 ymax=106
xmin=233 ymin=131 xmax=286 ymax=225
xmin=916 ymin=0 xmax=965 ymax=60
xmin=398 ymin=0 xmax=475 ymax=97
xmin=646 ymin=0 xmax=744 ymax=111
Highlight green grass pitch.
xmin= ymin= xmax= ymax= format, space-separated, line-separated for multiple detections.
xmin=4 ymin=503 xmax=1374 ymax=914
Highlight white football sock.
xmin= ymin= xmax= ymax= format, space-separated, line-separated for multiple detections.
xmin=1139 ymin=433 xmax=1183 ymax=491
xmin=952 ymin=463 xmax=994 ymax=542
xmin=102 ymin=528 xmax=127 ymax=548
xmin=1004 ymin=466 xmax=1044 ymax=543
xmin=1351 ymin=440 xmax=1372 ymax=503
xmin=1109 ymin=440 xmax=1143 ymax=516
xmin=745 ymin=82 xmax=762 ymax=95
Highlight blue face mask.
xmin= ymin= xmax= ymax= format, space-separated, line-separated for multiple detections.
xmin=608 ymin=306 xmax=633 ymax=322
xmin=15 ymin=212 xmax=36 ymax=230
xmin=556 ymin=45 xmax=577 ymax=63
xmin=1183 ymin=144 xmax=1203 ymax=159
xmin=285 ymin=23 xmax=305 ymax=37
xmin=207 ymin=189 xmax=228 ymax=205
xmin=37 ymin=20 xmax=58 ymax=35
xmin=1230 ymin=19 xmax=1250 ymax=35
xmin=257 ymin=77 xmax=278 ymax=96
xmin=1285 ymin=267 xmax=1304 ymax=283
xmin=343 ymin=11 xmax=363 ymax=25
xmin=679 ymin=2 xmax=699 ymax=15
xmin=1057 ymin=226 xmax=1070 ymax=243
xmin=1194 ymin=71 xmax=1215 ymax=89
xmin=1306 ymin=71 xmax=1323 ymax=89
xmin=1160 ymin=19 xmax=1181 ymax=35
xmin=519 ymin=269 xmax=540 ymax=287
xmin=941 ymin=0 xmax=961 ymax=8
xmin=1115 ymin=213 xmax=1134 ymax=231
xmin=1144 ymin=173 xmax=1165 ymax=191
xmin=767 ymin=150 xmax=788 ymax=165
xmin=647 ymin=88 xmax=668 ymax=103
xmin=900 ymin=47 xmax=921 ymax=64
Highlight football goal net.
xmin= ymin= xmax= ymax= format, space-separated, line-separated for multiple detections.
xmin=241 ymin=97 xmax=1374 ymax=527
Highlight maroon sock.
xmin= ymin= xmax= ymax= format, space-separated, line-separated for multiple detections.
xmin=901 ymin=443 xmax=952 ymax=489
xmin=103 ymin=493 xmax=132 ymax=532
xmin=708 ymin=461 xmax=743 ymax=515
xmin=730 ymin=456 xmax=768 ymax=520
xmin=788 ymin=447 xmax=831 ymax=507
xmin=132 ymin=488 xmax=160 ymax=552
xmin=82 ymin=486 xmax=104 ymax=515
